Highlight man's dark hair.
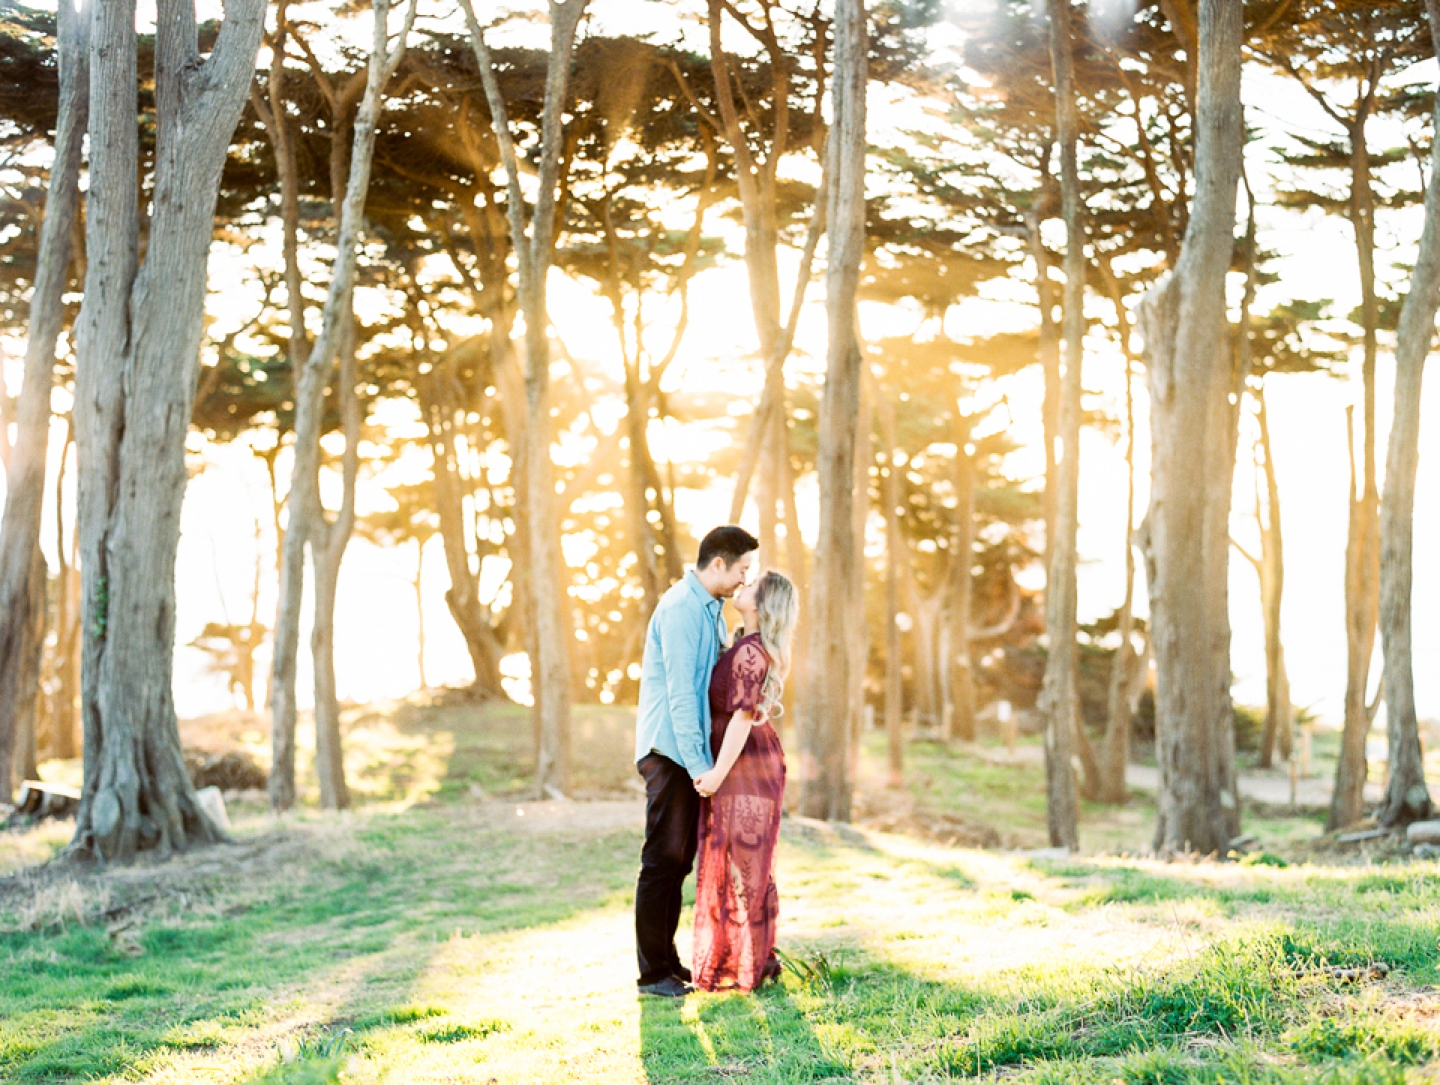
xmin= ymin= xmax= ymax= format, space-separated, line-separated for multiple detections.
xmin=697 ymin=525 xmax=759 ymax=570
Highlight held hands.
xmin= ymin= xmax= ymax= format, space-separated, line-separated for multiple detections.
xmin=693 ymin=768 xmax=726 ymax=798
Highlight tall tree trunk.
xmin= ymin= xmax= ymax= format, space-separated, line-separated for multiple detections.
xmin=1329 ymin=103 xmax=1383 ymax=830
xmin=1328 ymin=406 xmax=1376 ymax=829
xmin=308 ymin=316 xmax=359 ymax=811
xmin=845 ymin=373 xmax=873 ymax=796
xmin=0 ymin=0 xmax=87 ymax=801
xmin=51 ymin=428 xmax=80 ymax=760
xmin=1040 ymin=0 xmax=1083 ymax=850
xmin=462 ymin=0 xmax=587 ymax=797
xmin=1097 ymin=257 xmax=1138 ymax=803
xmin=880 ymin=398 xmax=904 ymax=784
xmin=1375 ymin=11 xmax=1440 ymax=827
xmin=1138 ymin=0 xmax=1243 ymax=858
xmin=799 ymin=0 xmax=866 ymax=821
xmin=13 ymin=548 xmax=47 ymax=786
xmin=1026 ymin=212 xmax=1061 ymax=572
xmin=1253 ymin=388 xmax=1293 ymax=769
xmin=269 ymin=0 xmax=417 ymax=811
xmin=71 ymin=0 xmax=266 ymax=860
xmin=945 ymin=426 xmax=978 ymax=743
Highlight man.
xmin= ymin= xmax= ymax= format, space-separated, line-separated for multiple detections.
xmin=634 ymin=525 xmax=758 ymax=997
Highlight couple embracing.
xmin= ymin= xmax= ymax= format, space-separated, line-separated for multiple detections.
xmin=633 ymin=526 xmax=799 ymax=997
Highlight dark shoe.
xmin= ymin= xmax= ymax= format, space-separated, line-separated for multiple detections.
xmin=672 ymin=965 xmax=693 ymax=983
xmin=639 ymin=975 xmax=692 ymax=998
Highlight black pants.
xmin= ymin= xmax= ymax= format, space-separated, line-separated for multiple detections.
xmin=635 ymin=752 xmax=700 ymax=986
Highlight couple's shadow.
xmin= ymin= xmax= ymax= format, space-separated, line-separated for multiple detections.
xmin=639 ymin=981 xmax=847 ymax=1082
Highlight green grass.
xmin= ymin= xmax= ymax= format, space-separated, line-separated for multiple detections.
xmin=2 ymin=700 xmax=1438 ymax=1082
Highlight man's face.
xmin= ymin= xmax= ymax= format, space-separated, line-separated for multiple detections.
xmin=717 ymin=552 xmax=756 ymax=598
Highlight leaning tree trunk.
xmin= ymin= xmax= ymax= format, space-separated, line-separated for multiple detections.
xmin=0 ymin=0 xmax=87 ymax=801
xmin=799 ymin=0 xmax=866 ymax=821
xmin=1375 ymin=9 xmax=1440 ymax=827
xmin=71 ymin=0 xmax=266 ymax=860
xmin=269 ymin=0 xmax=417 ymax=810
xmin=1040 ymin=0 xmax=1083 ymax=851
xmin=1139 ymin=0 xmax=1243 ymax=858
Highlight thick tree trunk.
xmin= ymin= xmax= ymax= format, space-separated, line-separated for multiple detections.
xmin=269 ymin=0 xmax=416 ymax=810
xmin=1139 ymin=0 xmax=1243 ymax=858
xmin=71 ymin=0 xmax=266 ymax=860
xmin=0 ymin=0 xmax=87 ymax=801
xmin=1375 ymin=12 xmax=1440 ymax=827
xmin=799 ymin=0 xmax=866 ymax=821
xmin=1040 ymin=0 xmax=1083 ymax=850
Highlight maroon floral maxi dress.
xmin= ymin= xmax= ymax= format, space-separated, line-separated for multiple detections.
xmin=692 ymin=632 xmax=787 ymax=992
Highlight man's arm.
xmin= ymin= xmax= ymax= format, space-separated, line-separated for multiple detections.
xmin=657 ymin=603 xmax=713 ymax=778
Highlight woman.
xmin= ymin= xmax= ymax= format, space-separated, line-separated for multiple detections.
xmin=690 ymin=569 xmax=798 ymax=992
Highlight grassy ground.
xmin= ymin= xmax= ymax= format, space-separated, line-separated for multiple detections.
xmin=1 ymin=700 xmax=1437 ymax=1083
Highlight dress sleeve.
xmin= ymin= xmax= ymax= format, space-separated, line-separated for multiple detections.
xmin=724 ymin=641 xmax=770 ymax=716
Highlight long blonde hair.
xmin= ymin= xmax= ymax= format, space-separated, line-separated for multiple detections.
xmin=753 ymin=571 xmax=798 ymax=721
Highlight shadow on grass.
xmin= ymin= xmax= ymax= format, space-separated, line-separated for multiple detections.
xmin=366 ymin=699 xmax=639 ymax=800
xmin=0 ymin=810 xmax=641 ymax=1083
xmin=640 ymin=984 xmax=848 ymax=1084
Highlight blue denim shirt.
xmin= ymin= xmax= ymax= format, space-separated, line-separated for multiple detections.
xmin=634 ymin=570 xmax=726 ymax=778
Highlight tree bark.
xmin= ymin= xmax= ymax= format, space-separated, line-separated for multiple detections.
xmin=71 ymin=0 xmax=266 ymax=860
xmin=461 ymin=0 xmax=587 ymax=797
xmin=1026 ymin=212 xmax=1061 ymax=572
xmin=1253 ymin=388 xmax=1293 ymax=770
xmin=1138 ymin=0 xmax=1244 ymax=858
xmin=308 ymin=315 xmax=359 ymax=811
xmin=50 ymin=428 xmax=80 ymax=761
xmin=1040 ymin=0 xmax=1083 ymax=850
xmin=0 ymin=0 xmax=87 ymax=801
xmin=1328 ymin=405 xmax=1375 ymax=829
xmin=1329 ymin=90 xmax=1384 ymax=831
xmin=880 ymin=397 xmax=904 ymax=784
xmin=1375 ymin=5 xmax=1440 ymax=827
xmin=944 ymin=422 xmax=978 ymax=743
xmin=799 ymin=0 xmax=866 ymax=821
xmin=13 ymin=548 xmax=47 ymax=787
xmin=1097 ymin=257 xmax=1138 ymax=803
xmin=269 ymin=0 xmax=417 ymax=811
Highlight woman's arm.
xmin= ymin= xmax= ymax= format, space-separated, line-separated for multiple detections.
xmin=693 ymin=711 xmax=755 ymax=797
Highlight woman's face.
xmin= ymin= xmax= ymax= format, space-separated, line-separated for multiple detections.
xmin=735 ymin=579 xmax=760 ymax=614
